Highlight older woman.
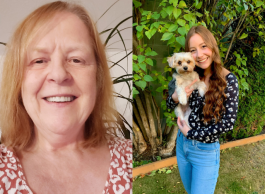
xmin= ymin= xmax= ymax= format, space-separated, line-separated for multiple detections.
xmin=0 ymin=1 xmax=132 ymax=193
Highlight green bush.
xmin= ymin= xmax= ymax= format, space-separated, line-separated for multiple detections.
xmin=222 ymin=38 xmax=265 ymax=141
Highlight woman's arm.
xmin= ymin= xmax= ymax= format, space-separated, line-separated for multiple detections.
xmin=166 ymin=79 xmax=179 ymax=109
xmin=186 ymin=74 xmax=239 ymax=143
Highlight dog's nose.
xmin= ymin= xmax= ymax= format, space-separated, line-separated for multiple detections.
xmin=183 ymin=66 xmax=188 ymax=71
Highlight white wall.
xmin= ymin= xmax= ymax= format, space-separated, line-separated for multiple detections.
xmin=0 ymin=0 xmax=132 ymax=134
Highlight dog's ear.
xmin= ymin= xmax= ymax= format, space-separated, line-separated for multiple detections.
xmin=167 ymin=56 xmax=174 ymax=67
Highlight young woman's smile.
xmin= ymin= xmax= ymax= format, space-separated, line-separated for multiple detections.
xmin=189 ymin=33 xmax=213 ymax=72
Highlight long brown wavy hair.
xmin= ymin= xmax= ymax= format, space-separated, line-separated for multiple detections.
xmin=185 ymin=25 xmax=227 ymax=124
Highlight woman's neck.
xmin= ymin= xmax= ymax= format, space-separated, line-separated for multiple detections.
xmin=27 ymin=126 xmax=86 ymax=153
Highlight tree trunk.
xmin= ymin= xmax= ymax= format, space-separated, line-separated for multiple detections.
xmin=144 ymin=91 xmax=157 ymax=140
xmin=135 ymin=95 xmax=157 ymax=153
xmin=133 ymin=120 xmax=147 ymax=155
xmin=151 ymin=95 xmax=162 ymax=145
xmin=159 ymin=125 xmax=178 ymax=157
xmin=133 ymin=103 xmax=148 ymax=141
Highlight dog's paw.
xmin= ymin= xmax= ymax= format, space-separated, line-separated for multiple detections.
xmin=178 ymin=95 xmax=187 ymax=105
xmin=198 ymin=88 xmax=205 ymax=97
xmin=198 ymin=83 xmax=207 ymax=97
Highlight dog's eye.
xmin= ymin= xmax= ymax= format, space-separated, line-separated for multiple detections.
xmin=187 ymin=60 xmax=190 ymax=64
xmin=178 ymin=61 xmax=182 ymax=65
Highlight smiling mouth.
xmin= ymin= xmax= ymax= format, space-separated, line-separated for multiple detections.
xmin=44 ymin=96 xmax=76 ymax=102
xmin=198 ymin=58 xmax=208 ymax=63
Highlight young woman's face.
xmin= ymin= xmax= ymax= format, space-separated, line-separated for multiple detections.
xmin=22 ymin=12 xmax=97 ymax=139
xmin=189 ymin=34 xmax=213 ymax=71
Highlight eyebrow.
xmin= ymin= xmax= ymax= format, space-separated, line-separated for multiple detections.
xmin=30 ymin=45 xmax=92 ymax=54
xmin=189 ymin=42 xmax=206 ymax=49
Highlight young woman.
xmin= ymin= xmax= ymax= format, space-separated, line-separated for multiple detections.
xmin=166 ymin=25 xmax=239 ymax=194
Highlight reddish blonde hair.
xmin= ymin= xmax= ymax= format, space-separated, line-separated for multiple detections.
xmin=185 ymin=25 xmax=227 ymax=123
xmin=0 ymin=1 xmax=116 ymax=150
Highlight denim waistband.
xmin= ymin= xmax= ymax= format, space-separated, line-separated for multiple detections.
xmin=178 ymin=130 xmax=219 ymax=146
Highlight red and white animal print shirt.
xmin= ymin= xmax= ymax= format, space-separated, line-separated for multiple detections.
xmin=0 ymin=137 xmax=132 ymax=194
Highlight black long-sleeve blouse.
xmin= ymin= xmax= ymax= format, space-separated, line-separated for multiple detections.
xmin=166 ymin=72 xmax=239 ymax=143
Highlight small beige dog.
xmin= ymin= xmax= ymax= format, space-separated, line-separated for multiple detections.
xmin=167 ymin=52 xmax=207 ymax=128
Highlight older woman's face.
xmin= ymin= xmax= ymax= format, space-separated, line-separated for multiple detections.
xmin=22 ymin=12 xmax=97 ymax=136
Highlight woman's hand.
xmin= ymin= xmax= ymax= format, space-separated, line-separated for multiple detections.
xmin=172 ymin=79 xmax=198 ymax=103
xmin=177 ymin=117 xmax=191 ymax=137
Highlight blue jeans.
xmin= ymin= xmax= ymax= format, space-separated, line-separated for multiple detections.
xmin=176 ymin=130 xmax=220 ymax=194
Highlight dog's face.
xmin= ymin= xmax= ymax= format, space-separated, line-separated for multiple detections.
xmin=167 ymin=52 xmax=196 ymax=74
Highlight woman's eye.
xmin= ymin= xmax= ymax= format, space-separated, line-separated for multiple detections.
xmin=202 ymin=45 xmax=207 ymax=48
xmin=35 ymin=59 xmax=44 ymax=63
xmin=190 ymin=50 xmax=195 ymax=53
xmin=72 ymin=59 xmax=81 ymax=63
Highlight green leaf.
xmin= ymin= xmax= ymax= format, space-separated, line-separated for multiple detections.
xmin=236 ymin=59 xmax=241 ymax=66
xmin=173 ymin=8 xmax=182 ymax=19
xmin=168 ymin=24 xmax=178 ymax=32
xmin=156 ymin=86 xmax=164 ymax=92
xmin=133 ymin=63 xmax=139 ymax=72
xmin=176 ymin=36 xmax=185 ymax=47
xmin=144 ymin=75 xmax=154 ymax=82
xmin=146 ymin=58 xmax=153 ymax=66
xmin=152 ymin=12 xmax=160 ymax=20
xmin=196 ymin=12 xmax=203 ymax=17
xmin=135 ymin=80 xmax=147 ymax=91
xmin=238 ymin=70 xmax=243 ymax=78
xmin=167 ymin=36 xmax=176 ymax=45
xmin=239 ymin=33 xmax=248 ymax=39
xmin=178 ymin=1 xmax=187 ymax=8
xmin=177 ymin=19 xmax=186 ymax=26
xmin=195 ymin=2 xmax=202 ymax=9
xmin=166 ymin=170 xmax=172 ymax=174
xmin=142 ymin=10 xmax=150 ymax=16
xmin=148 ymin=170 xmax=156 ymax=176
xmin=256 ymin=0 xmax=263 ymax=7
xmin=241 ymin=80 xmax=249 ymax=90
xmin=243 ymin=3 xmax=248 ymax=10
xmin=137 ymin=31 xmax=143 ymax=40
xmin=133 ymin=55 xmax=137 ymax=60
xmin=259 ymin=31 xmax=263 ymax=36
xmin=171 ymin=0 xmax=179 ymax=7
xmin=152 ymin=22 xmax=160 ymax=29
xmin=133 ymin=0 xmax=142 ymax=8
xmin=243 ymin=69 xmax=248 ymax=76
xmin=133 ymin=74 xmax=141 ymax=80
xmin=133 ymin=87 xmax=139 ymax=98
xmin=242 ymin=60 xmax=246 ymax=66
xmin=161 ymin=32 xmax=174 ymax=40
xmin=139 ymin=63 xmax=147 ymax=71
xmin=178 ymin=26 xmax=187 ymax=36
xmin=138 ymin=55 xmax=145 ymax=63
xmin=249 ymin=4 xmax=254 ymax=11
xmin=184 ymin=14 xmax=192 ymax=21
xmin=166 ymin=6 xmax=174 ymax=16
xmin=160 ymin=10 xmax=168 ymax=18
xmin=136 ymin=25 xmax=144 ymax=32
xmin=146 ymin=51 xmax=158 ymax=56
xmin=185 ymin=24 xmax=190 ymax=32
xmin=145 ymin=28 xmax=157 ymax=39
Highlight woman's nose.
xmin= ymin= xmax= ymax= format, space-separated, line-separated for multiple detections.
xmin=196 ymin=49 xmax=203 ymax=58
xmin=47 ymin=57 xmax=71 ymax=84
